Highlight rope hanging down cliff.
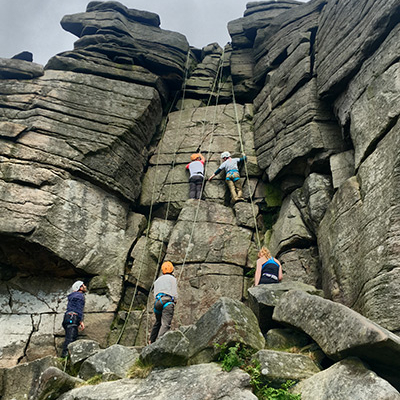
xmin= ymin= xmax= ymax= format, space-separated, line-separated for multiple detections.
xmin=116 ymin=50 xmax=192 ymax=345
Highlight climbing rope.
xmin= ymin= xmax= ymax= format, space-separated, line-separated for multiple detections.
xmin=116 ymin=50 xmax=192 ymax=345
xmin=231 ymin=84 xmax=262 ymax=250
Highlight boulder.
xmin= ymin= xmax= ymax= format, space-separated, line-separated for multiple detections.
xmin=0 ymin=58 xmax=43 ymax=79
xmin=56 ymin=363 xmax=257 ymax=400
xmin=68 ymin=340 xmax=100 ymax=368
xmin=184 ymin=297 xmax=265 ymax=364
xmin=140 ymin=330 xmax=190 ymax=367
xmin=248 ymin=281 xmax=322 ymax=332
xmin=265 ymin=328 xmax=310 ymax=350
xmin=58 ymin=1 xmax=189 ymax=87
xmin=293 ymin=358 xmax=400 ymax=400
xmin=35 ymin=367 xmax=83 ymax=400
xmin=273 ymin=290 xmax=400 ymax=388
xmin=79 ymin=344 xmax=139 ymax=380
xmin=0 ymin=356 xmax=59 ymax=400
xmin=253 ymin=349 xmax=320 ymax=382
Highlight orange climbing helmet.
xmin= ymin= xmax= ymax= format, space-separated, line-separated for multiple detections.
xmin=161 ymin=261 xmax=174 ymax=274
xmin=190 ymin=153 xmax=201 ymax=161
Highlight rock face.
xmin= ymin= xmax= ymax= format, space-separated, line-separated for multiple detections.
xmin=1 ymin=3 xmax=400 ymax=400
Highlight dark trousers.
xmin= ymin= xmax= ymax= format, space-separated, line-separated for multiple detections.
xmin=189 ymin=175 xmax=204 ymax=199
xmin=150 ymin=303 xmax=175 ymax=343
xmin=62 ymin=313 xmax=79 ymax=357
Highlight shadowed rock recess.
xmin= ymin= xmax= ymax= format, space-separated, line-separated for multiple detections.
xmin=1 ymin=0 xmax=400 ymax=398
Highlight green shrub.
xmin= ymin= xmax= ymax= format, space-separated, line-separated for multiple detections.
xmin=216 ymin=343 xmax=301 ymax=400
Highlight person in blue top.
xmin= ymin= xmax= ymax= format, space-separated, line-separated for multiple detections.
xmin=254 ymin=247 xmax=283 ymax=285
xmin=61 ymin=280 xmax=87 ymax=357
xmin=208 ymin=151 xmax=246 ymax=204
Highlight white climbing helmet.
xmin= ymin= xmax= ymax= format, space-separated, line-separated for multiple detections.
xmin=221 ymin=151 xmax=231 ymax=159
xmin=71 ymin=281 xmax=84 ymax=292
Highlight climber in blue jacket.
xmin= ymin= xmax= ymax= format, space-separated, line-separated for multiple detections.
xmin=61 ymin=280 xmax=87 ymax=357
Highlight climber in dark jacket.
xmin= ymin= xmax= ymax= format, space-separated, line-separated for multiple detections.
xmin=61 ymin=280 xmax=87 ymax=357
xmin=254 ymin=247 xmax=282 ymax=285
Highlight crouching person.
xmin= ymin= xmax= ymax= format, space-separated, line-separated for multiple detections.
xmin=150 ymin=261 xmax=178 ymax=343
xmin=61 ymin=280 xmax=87 ymax=357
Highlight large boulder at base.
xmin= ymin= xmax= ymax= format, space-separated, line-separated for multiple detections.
xmin=293 ymin=358 xmax=400 ymax=400
xmin=0 ymin=356 xmax=60 ymax=400
xmin=273 ymin=290 xmax=400 ymax=388
xmin=184 ymin=297 xmax=265 ymax=364
xmin=248 ymin=281 xmax=322 ymax=332
xmin=140 ymin=330 xmax=190 ymax=367
xmin=253 ymin=349 xmax=320 ymax=383
xmin=68 ymin=340 xmax=100 ymax=369
xmin=79 ymin=344 xmax=139 ymax=380
xmin=57 ymin=363 xmax=257 ymax=400
xmin=35 ymin=367 xmax=83 ymax=400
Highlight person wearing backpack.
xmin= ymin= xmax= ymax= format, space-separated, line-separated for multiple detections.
xmin=254 ymin=247 xmax=283 ymax=285
xmin=150 ymin=261 xmax=178 ymax=343
xmin=61 ymin=280 xmax=87 ymax=357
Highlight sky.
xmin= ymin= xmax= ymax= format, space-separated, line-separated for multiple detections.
xmin=0 ymin=0 xmax=307 ymax=66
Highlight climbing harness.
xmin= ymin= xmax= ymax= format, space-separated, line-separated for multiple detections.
xmin=153 ymin=293 xmax=175 ymax=314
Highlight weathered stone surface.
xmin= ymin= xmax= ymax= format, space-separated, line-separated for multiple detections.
xmin=349 ymin=62 xmax=400 ymax=168
xmin=254 ymin=79 xmax=344 ymax=180
xmin=185 ymin=297 xmax=265 ymax=363
xmin=68 ymin=340 xmax=100 ymax=368
xmin=302 ymin=173 xmax=333 ymax=230
xmin=330 ymin=150 xmax=355 ymax=189
xmin=140 ymin=330 xmax=190 ymax=367
xmin=334 ymin=23 xmax=400 ymax=127
xmin=318 ymin=122 xmax=400 ymax=332
xmin=173 ymin=262 xmax=244 ymax=328
xmin=0 ymin=58 xmax=44 ymax=79
xmin=268 ymin=195 xmax=314 ymax=255
xmin=253 ymin=0 xmax=324 ymax=82
xmin=273 ymin=290 xmax=400 ymax=387
xmin=293 ymin=358 xmax=400 ymax=400
xmin=140 ymin=103 xmax=255 ymax=209
xmin=57 ymin=363 xmax=257 ymax=400
xmin=315 ymin=0 xmax=400 ymax=97
xmin=233 ymin=201 xmax=257 ymax=228
xmin=1 ymin=356 xmax=59 ymax=400
xmin=279 ymin=247 xmax=320 ymax=287
xmin=265 ymin=328 xmax=310 ymax=350
xmin=79 ymin=344 xmax=139 ymax=380
xmin=0 ymin=69 xmax=162 ymax=203
xmin=58 ymin=1 xmax=189 ymax=87
xmin=166 ymin=201 xmax=252 ymax=267
xmin=35 ymin=367 xmax=83 ymax=400
xmin=254 ymin=349 xmax=320 ymax=382
xmin=248 ymin=281 xmax=322 ymax=332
